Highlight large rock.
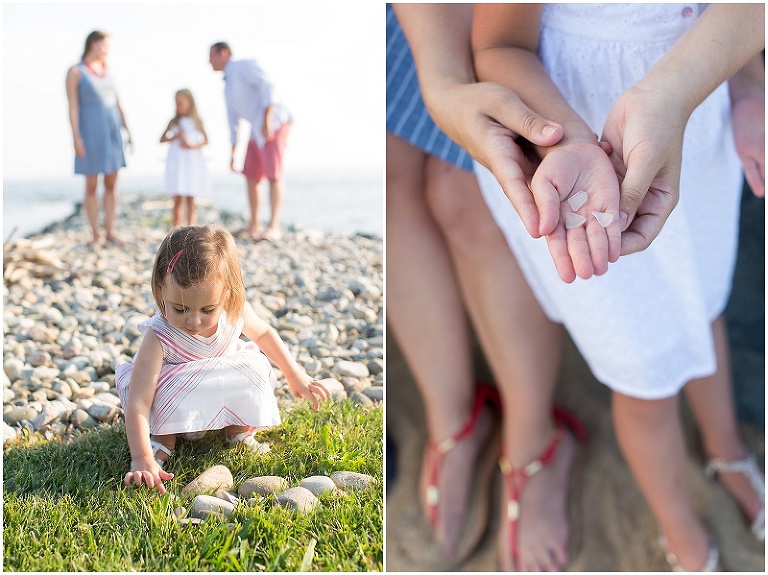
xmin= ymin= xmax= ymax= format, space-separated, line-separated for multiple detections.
xmin=333 ymin=361 xmax=369 ymax=379
xmin=182 ymin=465 xmax=234 ymax=495
xmin=318 ymin=378 xmax=347 ymax=400
xmin=274 ymin=487 xmax=319 ymax=513
xmin=238 ymin=476 xmax=288 ymax=497
xmin=330 ymin=471 xmax=378 ymax=491
xmin=299 ymin=475 xmax=337 ymax=497
xmin=31 ymin=400 xmax=70 ymax=430
xmin=190 ymin=495 xmax=236 ymax=519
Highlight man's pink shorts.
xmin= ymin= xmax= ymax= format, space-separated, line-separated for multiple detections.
xmin=242 ymin=123 xmax=292 ymax=182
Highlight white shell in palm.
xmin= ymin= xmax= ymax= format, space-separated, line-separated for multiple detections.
xmin=567 ymin=190 xmax=588 ymax=212
xmin=565 ymin=212 xmax=587 ymax=229
xmin=591 ymin=211 xmax=614 ymax=227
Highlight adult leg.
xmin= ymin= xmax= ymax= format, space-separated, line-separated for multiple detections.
xmin=171 ymin=196 xmax=183 ymax=227
xmin=613 ymin=392 xmax=714 ymax=571
xmin=103 ymin=171 xmax=121 ymax=243
xmin=264 ymin=178 xmax=284 ymax=238
xmin=185 ymin=196 xmax=197 ymax=226
xmin=683 ymin=315 xmax=763 ymax=522
xmin=263 ymin=125 xmax=289 ymax=239
xmin=83 ymin=174 xmax=100 ymax=244
xmin=246 ymin=176 xmax=263 ymax=238
xmin=425 ymin=160 xmax=571 ymax=571
xmin=386 ymin=133 xmax=493 ymax=557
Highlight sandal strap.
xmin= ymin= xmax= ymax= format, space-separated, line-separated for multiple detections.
xmin=499 ymin=425 xmax=565 ymax=561
xmin=425 ymin=383 xmax=499 ymax=528
xmin=704 ymin=453 xmax=765 ymax=500
xmin=150 ymin=439 xmax=173 ymax=468
xmin=498 ymin=406 xmax=587 ymax=564
xmin=659 ymin=536 xmax=720 ymax=572
xmin=751 ymin=508 xmax=765 ymax=541
xmin=150 ymin=439 xmax=173 ymax=457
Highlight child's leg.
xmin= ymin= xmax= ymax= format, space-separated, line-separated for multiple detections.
xmin=612 ymin=391 xmax=713 ymax=571
xmin=185 ymin=196 xmax=196 ymax=226
xmin=425 ymin=158 xmax=571 ymax=571
xmin=171 ymin=195 xmax=183 ymax=227
xmin=683 ymin=315 xmax=763 ymax=521
xmin=150 ymin=433 xmax=176 ymax=463
xmin=386 ymin=133 xmax=492 ymax=556
xmin=83 ymin=174 xmax=100 ymax=243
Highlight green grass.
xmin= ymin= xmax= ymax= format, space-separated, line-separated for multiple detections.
xmin=3 ymin=401 xmax=382 ymax=571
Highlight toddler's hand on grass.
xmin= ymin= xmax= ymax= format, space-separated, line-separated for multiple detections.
xmin=288 ymin=377 xmax=330 ymax=410
xmin=124 ymin=458 xmax=174 ymax=494
xmin=533 ymin=139 xmax=621 ymax=282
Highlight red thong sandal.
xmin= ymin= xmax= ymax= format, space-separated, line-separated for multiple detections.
xmin=423 ymin=382 xmax=501 ymax=559
xmin=498 ymin=406 xmax=587 ymax=568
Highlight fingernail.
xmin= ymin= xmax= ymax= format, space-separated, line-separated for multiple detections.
xmin=620 ymin=211 xmax=629 ymax=230
xmin=541 ymin=124 xmax=557 ymax=137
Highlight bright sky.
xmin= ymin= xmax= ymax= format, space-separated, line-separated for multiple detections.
xmin=2 ymin=2 xmax=383 ymax=180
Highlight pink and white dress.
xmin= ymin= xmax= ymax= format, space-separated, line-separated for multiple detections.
xmin=116 ymin=310 xmax=280 ymax=436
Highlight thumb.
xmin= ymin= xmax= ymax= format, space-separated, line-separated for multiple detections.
xmin=489 ymin=89 xmax=563 ymax=147
xmin=618 ymin=161 xmax=657 ymax=231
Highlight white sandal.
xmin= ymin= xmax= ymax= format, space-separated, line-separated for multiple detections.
xmin=704 ymin=453 xmax=765 ymax=541
xmin=659 ymin=535 xmax=720 ymax=572
xmin=226 ymin=432 xmax=270 ymax=455
xmin=150 ymin=439 xmax=173 ymax=468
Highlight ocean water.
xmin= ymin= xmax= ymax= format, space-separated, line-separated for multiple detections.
xmin=2 ymin=170 xmax=383 ymax=240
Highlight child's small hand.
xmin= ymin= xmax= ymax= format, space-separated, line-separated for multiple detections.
xmin=124 ymin=458 xmax=174 ymax=494
xmin=287 ymin=376 xmax=330 ymax=410
xmin=532 ymin=140 xmax=621 ymax=282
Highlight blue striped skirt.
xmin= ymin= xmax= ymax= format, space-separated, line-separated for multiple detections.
xmin=386 ymin=4 xmax=473 ymax=173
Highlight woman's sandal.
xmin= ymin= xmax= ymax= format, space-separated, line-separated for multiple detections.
xmin=423 ymin=382 xmax=501 ymax=560
xmin=498 ymin=406 xmax=587 ymax=568
xmin=226 ymin=431 xmax=270 ymax=455
xmin=150 ymin=439 xmax=173 ymax=468
xmin=704 ymin=453 xmax=765 ymax=541
xmin=659 ymin=535 xmax=720 ymax=572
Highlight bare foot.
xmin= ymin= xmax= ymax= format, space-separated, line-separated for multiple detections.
xmin=106 ymin=234 xmax=125 ymax=247
xmin=258 ymin=228 xmax=282 ymax=241
xmin=499 ymin=427 xmax=575 ymax=571
xmin=419 ymin=403 xmax=498 ymax=561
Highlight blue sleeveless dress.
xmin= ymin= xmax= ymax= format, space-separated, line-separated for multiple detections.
xmin=74 ymin=62 xmax=126 ymax=175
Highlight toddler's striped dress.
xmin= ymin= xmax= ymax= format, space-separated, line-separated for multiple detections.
xmin=116 ymin=310 xmax=280 ymax=435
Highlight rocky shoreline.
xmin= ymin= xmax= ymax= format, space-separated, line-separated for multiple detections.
xmin=3 ymin=194 xmax=383 ymax=445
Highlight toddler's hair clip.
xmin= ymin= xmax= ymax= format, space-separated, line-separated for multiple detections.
xmin=167 ymin=249 xmax=183 ymax=274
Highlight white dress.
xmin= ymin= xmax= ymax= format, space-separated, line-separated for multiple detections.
xmin=164 ymin=116 xmax=209 ymax=197
xmin=474 ymin=4 xmax=742 ymax=399
xmin=115 ymin=310 xmax=280 ymax=435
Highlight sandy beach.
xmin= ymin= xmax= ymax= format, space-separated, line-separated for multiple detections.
xmin=3 ymin=195 xmax=383 ymax=445
xmin=385 ymin=330 xmax=765 ymax=572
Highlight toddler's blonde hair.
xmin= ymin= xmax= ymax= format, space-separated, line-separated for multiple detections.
xmin=151 ymin=225 xmax=245 ymax=320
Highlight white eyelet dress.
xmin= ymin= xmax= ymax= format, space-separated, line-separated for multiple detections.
xmin=116 ymin=310 xmax=280 ymax=435
xmin=474 ymin=4 xmax=743 ymax=399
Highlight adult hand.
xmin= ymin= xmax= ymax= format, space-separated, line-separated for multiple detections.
xmin=423 ymin=81 xmax=564 ymax=238
xmin=731 ymin=96 xmax=765 ymax=197
xmin=124 ymin=457 xmax=174 ymax=494
xmin=600 ymin=84 xmax=684 ymax=255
